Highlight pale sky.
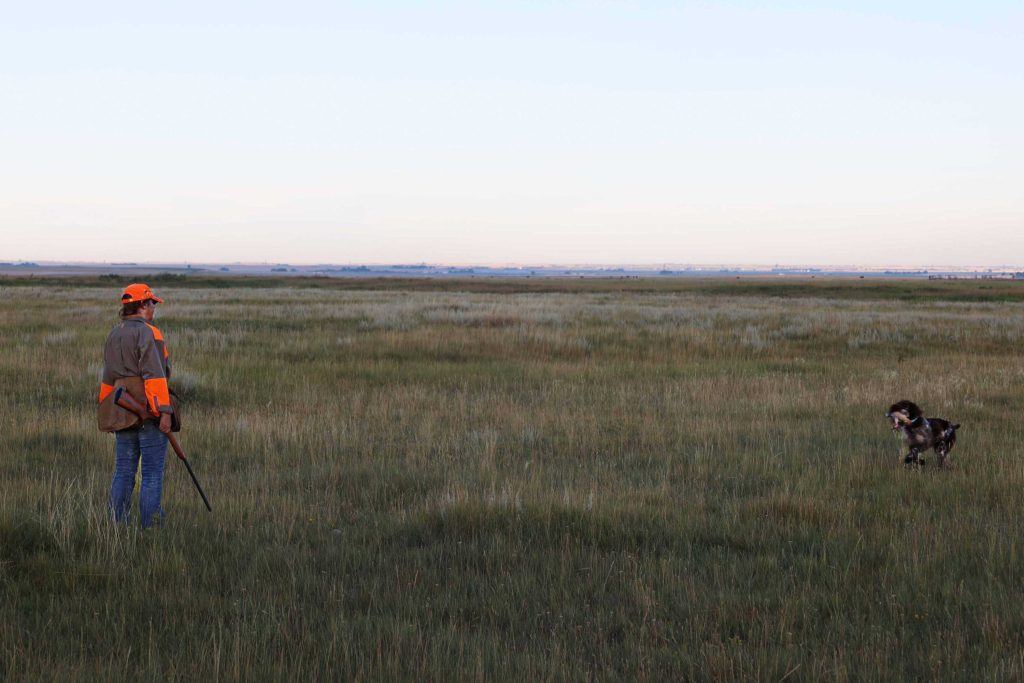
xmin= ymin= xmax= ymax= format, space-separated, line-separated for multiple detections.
xmin=1 ymin=1 xmax=1021 ymax=267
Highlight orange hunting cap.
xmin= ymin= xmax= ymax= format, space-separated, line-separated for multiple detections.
xmin=120 ymin=283 xmax=164 ymax=304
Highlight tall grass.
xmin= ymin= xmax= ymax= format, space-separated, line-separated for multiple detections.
xmin=2 ymin=281 xmax=1023 ymax=679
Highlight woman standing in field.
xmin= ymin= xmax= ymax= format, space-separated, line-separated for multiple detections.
xmin=97 ymin=283 xmax=175 ymax=528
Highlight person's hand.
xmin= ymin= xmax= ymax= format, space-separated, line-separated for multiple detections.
xmin=159 ymin=413 xmax=172 ymax=434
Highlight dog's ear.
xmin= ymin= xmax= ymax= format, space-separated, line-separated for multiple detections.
xmin=889 ymin=400 xmax=922 ymax=419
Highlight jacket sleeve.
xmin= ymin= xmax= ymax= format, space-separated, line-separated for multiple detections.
xmin=98 ymin=372 xmax=115 ymax=403
xmin=138 ymin=327 xmax=173 ymax=415
xmin=98 ymin=330 xmax=115 ymax=403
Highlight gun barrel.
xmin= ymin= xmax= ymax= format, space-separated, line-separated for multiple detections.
xmin=112 ymin=386 xmax=212 ymax=512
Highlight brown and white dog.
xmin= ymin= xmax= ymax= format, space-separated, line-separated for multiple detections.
xmin=886 ymin=400 xmax=960 ymax=467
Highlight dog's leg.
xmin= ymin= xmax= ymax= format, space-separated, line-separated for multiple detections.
xmin=903 ymin=448 xmax=922 ymax=467
xmin=936 ymin=444 xmax=949 ymax=469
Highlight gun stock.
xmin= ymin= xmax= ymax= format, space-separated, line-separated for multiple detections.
xmin=113 ymin=386 xmax=151 ymax=421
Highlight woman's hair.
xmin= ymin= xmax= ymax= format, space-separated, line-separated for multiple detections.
xmin=120 ymin=300 xmax=148 ymax=318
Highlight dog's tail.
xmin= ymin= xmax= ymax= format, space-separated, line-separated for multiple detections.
xmin=950 ymin=423 xmax=961 ymax=431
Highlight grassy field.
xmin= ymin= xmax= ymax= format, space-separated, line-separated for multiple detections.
xmin=2 ymin=277 xmax=1024 ymax=680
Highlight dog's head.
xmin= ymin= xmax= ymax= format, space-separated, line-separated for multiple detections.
xmin=886 ymin=400 xmax=923 ymax=431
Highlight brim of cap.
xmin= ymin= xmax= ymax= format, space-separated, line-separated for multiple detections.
xmin=150 ymin=295 xmax=164 ymax=303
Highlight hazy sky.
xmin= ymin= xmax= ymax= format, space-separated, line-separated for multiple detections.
xmin=1 ymin=1 xmax=1021 ymax=266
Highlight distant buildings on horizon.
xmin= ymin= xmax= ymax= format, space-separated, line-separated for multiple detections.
xmin=2 ymin=260 xmax=1023 ymax=280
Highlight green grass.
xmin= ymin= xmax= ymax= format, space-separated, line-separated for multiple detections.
xmin=2 ymin=279 xmax=1024 ymax=679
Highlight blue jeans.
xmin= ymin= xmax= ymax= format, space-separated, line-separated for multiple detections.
xmin=110 ymin=420 xmax=168 ymax=528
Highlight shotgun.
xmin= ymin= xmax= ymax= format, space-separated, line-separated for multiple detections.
xmin=113 ymin=387 xmax=213 ymax=512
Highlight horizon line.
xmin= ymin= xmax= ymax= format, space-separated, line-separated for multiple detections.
xmin=4 ymin=259 xmax=1024 ymax=272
